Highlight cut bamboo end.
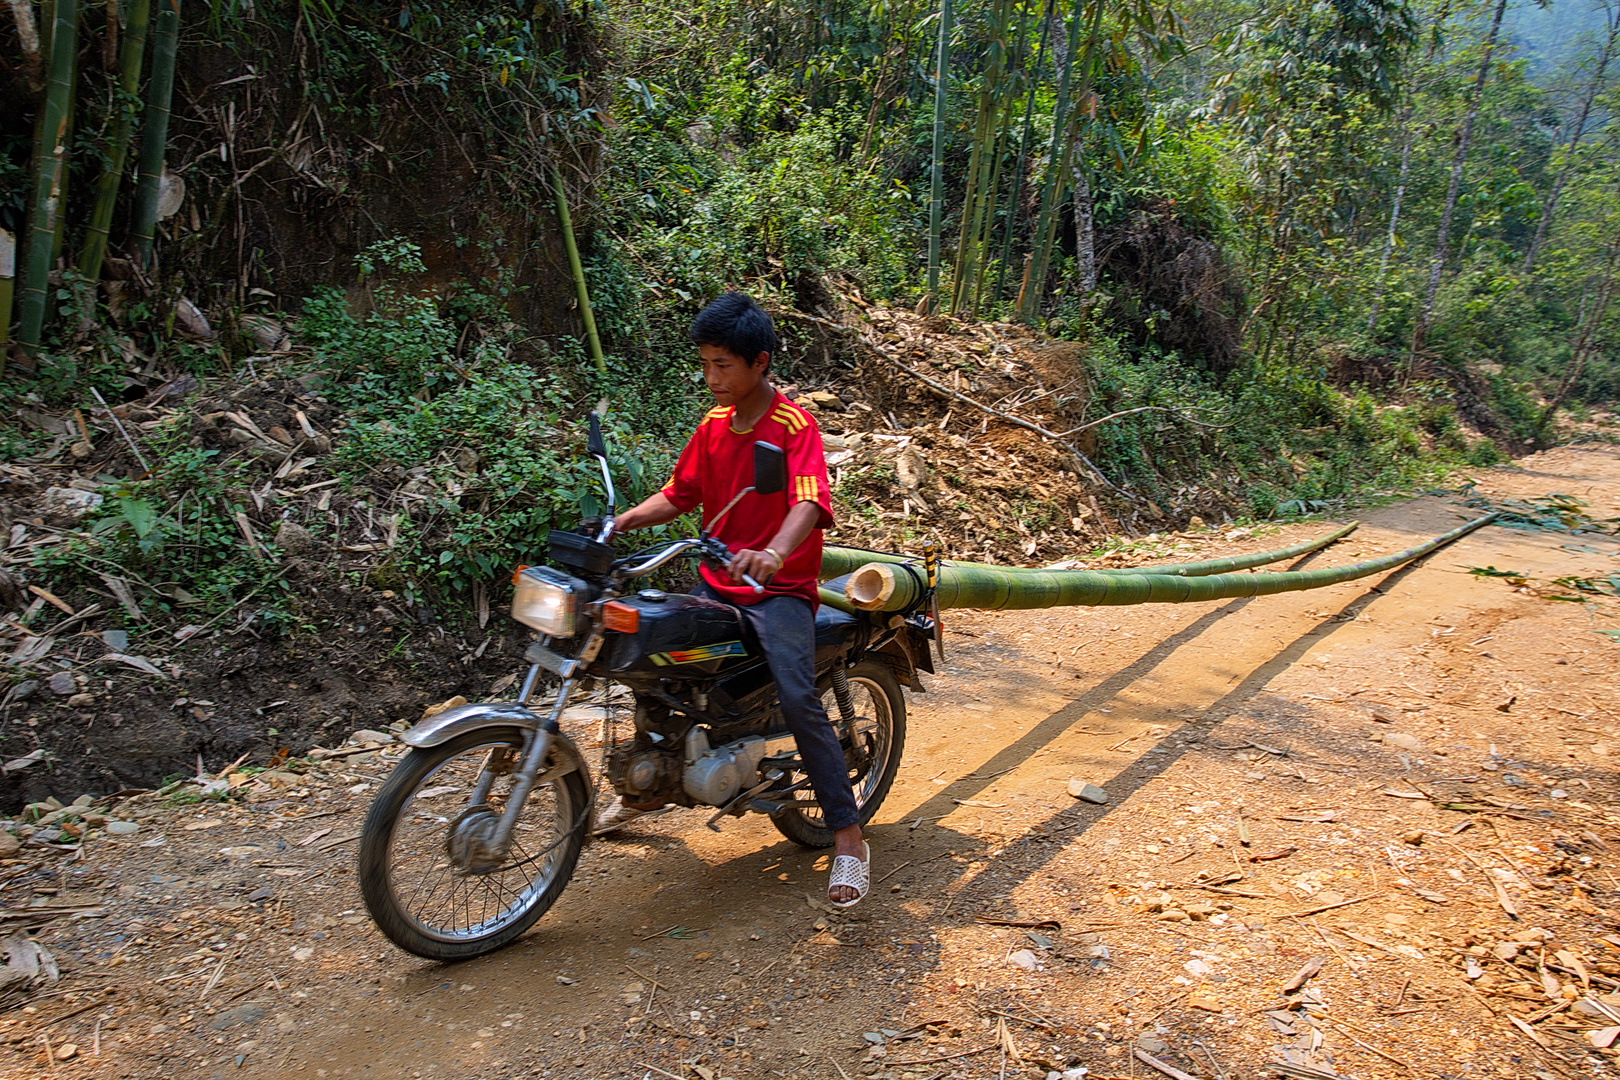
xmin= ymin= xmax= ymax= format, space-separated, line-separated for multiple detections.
xmin=846 ymin=564 xmax=898 ymax=610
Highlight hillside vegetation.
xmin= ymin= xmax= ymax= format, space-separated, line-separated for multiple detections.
xmin=1 ymin=0 xmax=1619 ymax=800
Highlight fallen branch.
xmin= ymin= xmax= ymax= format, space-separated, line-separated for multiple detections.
xmin=1056 ymin=404 xmax=1233 ymax=437
xmin=886 ymin=1043 xmax=995 ymax=1067
xmin=1285 ymin=895 xmax=1374 ymax=919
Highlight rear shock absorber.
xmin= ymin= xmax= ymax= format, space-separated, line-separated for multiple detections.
xmin=830 ymin=667 xmax=856 ymax=726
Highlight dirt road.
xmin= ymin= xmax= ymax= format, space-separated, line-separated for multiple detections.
xmin=8 ymin=446 xmax=1620 ymax=1080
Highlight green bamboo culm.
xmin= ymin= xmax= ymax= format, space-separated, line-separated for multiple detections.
xmin=80 ymin=0 xmax=152 ymax=283
xmin=1020 ymin=0 xmax=1102 ymax=322
xmin=839 ymin=516 xmax=1495 ymax=612
xmin=14 ymin=0 xmax=80 ymax=356
xmin=552 ymin=165 xmax=605 ymax=374
xmin=820 ymin=522 xmax=1359 ymax=583
xmin=925 ymin=0 xmax=953 ymax=311
xmin=130 ymin=0 xmax=180 ymax=270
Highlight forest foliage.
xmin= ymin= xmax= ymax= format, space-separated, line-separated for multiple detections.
xmin=2 ymin=0 xmax=1620 ymax=617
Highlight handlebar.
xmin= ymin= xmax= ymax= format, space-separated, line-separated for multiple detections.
xmin=616 ymin=537 xmax=765 ymax=593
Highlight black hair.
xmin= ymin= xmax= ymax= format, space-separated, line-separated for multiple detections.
xmin=688 ymin=291 xmax=779 ymax=366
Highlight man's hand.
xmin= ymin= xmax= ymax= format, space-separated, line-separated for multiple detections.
xmin=608 ymin=492 xmax=681 ymax=539
xmin=728 ymin=548 xmax=782 ymax=585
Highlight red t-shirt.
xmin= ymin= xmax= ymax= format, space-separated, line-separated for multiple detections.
xmin=661 ymin=393 xmax=834 ymax=608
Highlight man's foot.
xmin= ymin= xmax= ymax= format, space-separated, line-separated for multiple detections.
xmin=593 ymin=797 xmax=658 ymax=836
xmin=828 ymin=840 xmax=870 ymax=909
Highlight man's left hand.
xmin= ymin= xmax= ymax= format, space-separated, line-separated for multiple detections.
xmin=729 ymin=548 xmax=781 ymax=585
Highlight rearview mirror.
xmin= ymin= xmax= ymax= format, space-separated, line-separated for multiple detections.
xmin=587 ymin=412 xmax=607 ymax=460
xmin=753 ymin=441 xmax=786 ymax=496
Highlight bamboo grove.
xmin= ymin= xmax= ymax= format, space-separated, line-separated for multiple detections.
xmin=3 ymin=0 xmax=1620 ymax=442
xmin=600 ymin=0 xmax=1620 ymax=438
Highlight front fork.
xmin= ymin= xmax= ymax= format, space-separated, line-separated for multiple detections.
xmin=455 ymin=624 xmax=606 ymax=870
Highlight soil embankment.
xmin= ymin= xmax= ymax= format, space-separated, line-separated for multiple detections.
xmin=2 ymin=445 xmax=1617 ymax=1080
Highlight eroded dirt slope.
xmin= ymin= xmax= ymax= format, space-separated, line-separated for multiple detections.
xmin=3 ymin=446 xmax=1619 ymax=1080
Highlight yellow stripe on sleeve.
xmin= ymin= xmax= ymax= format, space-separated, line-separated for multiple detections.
xmin=772 ymin=405 xmax=808 ymax=433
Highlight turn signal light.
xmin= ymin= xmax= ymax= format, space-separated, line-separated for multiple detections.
xmin=510 ymin=565 xmax=529 ymax=585
xmin=601 ymin=601 xmax=640 ymax=634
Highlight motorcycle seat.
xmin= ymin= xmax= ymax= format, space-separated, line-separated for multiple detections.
xmin=815 ymin=577 xmax=861 ymax=646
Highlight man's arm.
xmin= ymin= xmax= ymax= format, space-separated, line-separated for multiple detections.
xmin=610 ymin=492 xmax=684 ymax=536
xmin=729 ymin=500 xmax=821 ymax=585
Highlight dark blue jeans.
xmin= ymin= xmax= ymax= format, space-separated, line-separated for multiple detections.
xmin=694 ymin=584 xmax=861 ymax=831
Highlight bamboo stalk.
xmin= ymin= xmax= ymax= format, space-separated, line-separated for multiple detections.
xmin=551 ymin=165 xmax=605 ymax=374
xmin=839 ymin=516 xmax=1495 ymax=612
xmin=821 ymin=523 xmax=1358 ymax=582
xmin=130 ymin=0 xmax=179 ymax=270
xmin=994 ymin=0 xmax=1054 ymax=305
xmin=925 ymin=0 xmax=954 ymax=311
xmin=1021 ymin=0 xmax=1103 ymax=322
xmin=15 ymin=0 xmax=79 ymax=355
xmin=0 ymin=228 xmax=14 ymax=366
xmin=80 ymin=0 xmax=151 ymax=283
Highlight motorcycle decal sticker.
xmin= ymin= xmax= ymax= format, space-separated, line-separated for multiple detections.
xmin=648 ymin=641 xmax=748 ymax=666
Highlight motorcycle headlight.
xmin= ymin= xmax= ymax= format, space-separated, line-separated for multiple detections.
xmin=512 ymin=566 xmax=581 ymax=637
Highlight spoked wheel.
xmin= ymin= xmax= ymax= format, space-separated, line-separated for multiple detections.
xmin=771 ymin=660 xmax=907 ymax=848
xmin=358 ymin=727 xmax=591 ymax=961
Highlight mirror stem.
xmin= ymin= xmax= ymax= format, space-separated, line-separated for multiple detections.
xmin=703 ymin=486 xmax=755 ymax=535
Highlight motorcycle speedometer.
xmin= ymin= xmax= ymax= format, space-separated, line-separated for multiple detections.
xmin=512 ymin=565 xmax=584 ymax=637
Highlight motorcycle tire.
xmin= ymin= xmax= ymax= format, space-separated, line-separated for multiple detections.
xmin=358 ymin=726 xmax=591 ymax=962
xmin=771 ymin=659 xmax=907 ymax=849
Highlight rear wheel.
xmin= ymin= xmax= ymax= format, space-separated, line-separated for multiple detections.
xmin=771 ymin=660 xmax=907 ymax=848
xmin=358 ymin=727 xmax=591 ymax=961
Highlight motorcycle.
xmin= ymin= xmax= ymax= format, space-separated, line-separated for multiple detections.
xmin=358 ymin=415 xmax=936 ymax=960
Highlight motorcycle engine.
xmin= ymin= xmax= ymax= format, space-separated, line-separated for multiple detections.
xmin=682 ymin=730 xmax=769 ymax=807
xmin=606 ymin=739 xmax=685 ymax=804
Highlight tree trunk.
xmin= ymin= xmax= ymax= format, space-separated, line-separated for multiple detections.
xmin=7 ymin=0 xmax=42 ymax=90
xmin=1072 ymin=159 xmax=1094 ymax=298
xmin=1524 ymin=6 xmax=1619 ymax=275
xmin=1535 ymin=213 xmax=1620 ymax=440
xmin=1410 ymin=0 xmax=1508 ymax=360
xmin=1366 ymin=123 xmax=1413 ymax=334
xmin=80 ymin=0 xmax=150 ymax=284
xmin=130 ymin=0 xmax=180 ymax=271
xmin=14 ymin=0 xmax=77 ymax=356
xmin=925 ymin=0 xmax=954 ymax=312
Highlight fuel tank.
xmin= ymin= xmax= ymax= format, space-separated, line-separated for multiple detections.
xmin=594 ymin=591 xmax=756 ymax=677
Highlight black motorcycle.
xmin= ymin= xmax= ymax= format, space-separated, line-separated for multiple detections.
xmin=358 ymin=415 xmax=935 ymax=960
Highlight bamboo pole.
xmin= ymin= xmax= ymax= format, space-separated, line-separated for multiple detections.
xmin=839 ymin=516 xmax=1494 ymax=612
xmin=130 ymin=0 xmax=179 ymax=271
xmin=925 ymin=0 xmax=953 ymax=312
xmin=80 ymin=0 xmax=151 ymax=283
xmin=15 ymin=0 xmax=79 ymax=356
xmin=821 ymin=523 xmax=1358 ymax=582
xmin=551 ymin=165 xmax=605 ymax=374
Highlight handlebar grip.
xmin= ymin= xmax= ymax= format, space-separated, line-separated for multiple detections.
xmin=741 ymin=573 xmax=765 ymax=595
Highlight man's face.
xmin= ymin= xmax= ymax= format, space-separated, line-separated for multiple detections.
xmin=698 ymin=344 xmax=767 ymax=406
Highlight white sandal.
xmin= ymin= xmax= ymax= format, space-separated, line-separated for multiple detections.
xmin=828 ymin=842 xmax=871 ymax=909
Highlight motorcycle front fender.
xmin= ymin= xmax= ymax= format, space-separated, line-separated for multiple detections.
xmin=399 ymin=702 xmax=555 ymax=748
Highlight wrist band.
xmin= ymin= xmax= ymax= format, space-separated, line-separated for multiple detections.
xmin=764 ymin=547 xmax=784 ymax=566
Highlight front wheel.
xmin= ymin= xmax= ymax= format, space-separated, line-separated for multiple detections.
xmin=358 ymin=727 xmax=591 ymax=961
xmin=771 ymin=659 xmax=907 ymax=848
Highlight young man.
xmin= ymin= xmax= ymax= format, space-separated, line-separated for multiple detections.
xmin=598 ymin=291 xmax=870 ymax=908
